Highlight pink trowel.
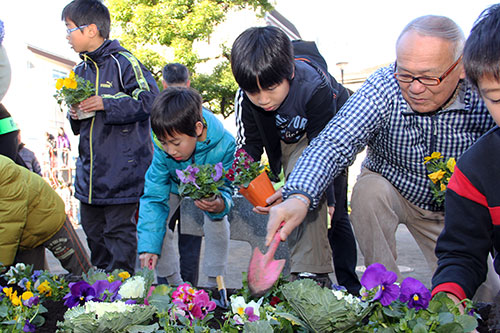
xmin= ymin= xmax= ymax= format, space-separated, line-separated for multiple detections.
xmin=247 ymin=222 xmax=286 ymax=297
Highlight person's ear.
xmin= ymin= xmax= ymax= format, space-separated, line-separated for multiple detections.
xmin=458 ymin=61 xmax=466 ymax=80
xmin=162 ymin=80 xmax=168 ymax=89
xmin=195 ymin=120 xmax=204 ymax=137
xmin=87 ymin=24 xmax=99 ymax=38
xmin=186 ymin=79 xmax=191 ymax=88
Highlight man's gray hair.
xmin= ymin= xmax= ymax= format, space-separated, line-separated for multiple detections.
xmin=397 ymin=15 xmax=465 ymax=59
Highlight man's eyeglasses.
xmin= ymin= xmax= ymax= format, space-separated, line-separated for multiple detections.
xmin=394 ymin=55 xmax=463 ymax=86
xmin=66 ymin=25 xmax=89 ymax=35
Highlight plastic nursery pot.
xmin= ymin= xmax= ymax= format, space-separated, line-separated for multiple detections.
xmin=73 ymin=103 xmax=96 ymax=120
xmin=238 ymin=172 xmax=276 ymax=207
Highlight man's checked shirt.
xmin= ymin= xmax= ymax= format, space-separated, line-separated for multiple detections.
xmin=284 ymin=64 xmax=495 ymax=211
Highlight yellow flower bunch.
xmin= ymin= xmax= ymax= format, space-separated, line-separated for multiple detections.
xmin=53 ymin=70 xmax=95 ymax=111
xmin=424 ymin=152 xmax=456 ymax=207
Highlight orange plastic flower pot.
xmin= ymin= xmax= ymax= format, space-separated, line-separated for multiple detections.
xmin=239 ymin=172 xmax=276 ymax=207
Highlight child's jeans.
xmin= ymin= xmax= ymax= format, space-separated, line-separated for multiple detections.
xmin=156 ymin=194 xmax=230 ymax=284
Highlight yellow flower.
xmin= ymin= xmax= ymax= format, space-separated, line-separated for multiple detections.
xmin=428 ymin=170 xmax=446 ymax=184
xmin=69 ymin=70 xmax=75 ymax=79
xmin=55 ymin=78 xmax=64 ymax=90
xmin=423 ymin=152 xmax=443 ymax=164
xmin=22 ymin=291 xmax=34 ymax=301
xmin=446 ymin=157 xmax=456 ymax=173
xmin=26 ymin=280 xmax=31 ymax=291
xmin=64 ymin=77 xmax=78 ymax=89
xmin=118 ymin=271 xmax=130 ymax=281
xmin=108 ymin=275 xmax=115 ymax=282
xmin=37 ymin=280 xmax=52 ymax=296
xmin=11 ymin=294 xmax=21 ymax=307
xmin=440 ymin=183 xmax=447 ymax=191
xmin=3 ymin=287 xmax=13 ymax=297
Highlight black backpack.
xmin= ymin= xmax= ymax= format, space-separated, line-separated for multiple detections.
xmin=292 ymin=40 xmax=350 ymax=110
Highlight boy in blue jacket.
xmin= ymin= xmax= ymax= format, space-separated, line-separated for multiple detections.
xmin=61 ymin=0 xmax=159 ymax=273
xmin=432 ymin=3 xmax=500 ymax=306
xmin=137 ymin=87 xmax=235 ymax=287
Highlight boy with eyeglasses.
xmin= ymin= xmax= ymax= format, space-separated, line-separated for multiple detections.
xmin=61 ymin=0 xmax=159 ymax=273
xmin=432 ymin=3 xmax=500 ymax=306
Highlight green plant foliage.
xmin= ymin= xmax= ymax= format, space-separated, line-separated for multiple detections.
xmin=106 ymin=0 xmax=274 ymax=116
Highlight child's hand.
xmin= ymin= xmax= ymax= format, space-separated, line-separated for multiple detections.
xmin=79 ymin=95 xmax=104 ymax=112
xmin=253 ymin=187 xmax=283 ymax=215
xmin=68 ymin=105 xmax=78 ymax=120
xmin=194 ymin=195 xmax=225 ymax=214
xmin=139 ymin=253 xmax=158 ymax=269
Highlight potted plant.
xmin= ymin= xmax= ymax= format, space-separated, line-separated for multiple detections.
xmin=423 ymin=152 xmax=456 ymax=207
xmin=226 ymin=149 xmax=275 ymax=207
xmin=176 ymin=162 xmax=226 ymax=201
xmin=54 ymin=71 xmax=95 ymax=120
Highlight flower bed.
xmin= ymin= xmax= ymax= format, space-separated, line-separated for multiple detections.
xmin=1 ymin=263 xmax=496 ymax=332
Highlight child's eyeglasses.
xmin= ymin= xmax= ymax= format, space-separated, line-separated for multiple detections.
xmin=66 ymin=25 xmax=89 ymax=35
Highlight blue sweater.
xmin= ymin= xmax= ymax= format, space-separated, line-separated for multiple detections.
xmin=137 ymin=109 xmax=236 ymax=255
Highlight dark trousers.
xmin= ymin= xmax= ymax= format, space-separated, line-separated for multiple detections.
xmin=14 ymin=217 xmax=92 ymax=276
xmin=168 ymin=206 xmax=202 ymax=286
xmin=330 ymin=171 xmax=361 ymax=295
xmin=80 ymin=202 xmax=137 ymax=273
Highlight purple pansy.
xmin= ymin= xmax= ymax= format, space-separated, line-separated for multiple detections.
xmin=361 ymin=263 xmax=400 ymax=306
xmin=93 ymin=280 xmax=122 ymax=302
xmin=245 ymin=307 xmax=260 ymax=322
xmin=211 ymin=162 xmax=223 ymax=182
xmin=63 ymin=280 xmax=97 ymax=308
xmin=23 ymin=295 xmax=39 ymax=308
xmin=399 ymin=277 xmax=431 ymax=310
xmin=23 ymin=319 xmax=36 ymax=332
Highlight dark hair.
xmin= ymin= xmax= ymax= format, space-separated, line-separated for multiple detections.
xmin=61 ymin=0 xmax=110 ymax=39
xmin=151 ymin=87 xmax=203 ymax=139
xmin=463 ymin=4 xmax=500 ymax=89
xmin=162 ymin=63 xmax=190 ymax=85
xmin=230 ymin=26 xmax=294 ymax=93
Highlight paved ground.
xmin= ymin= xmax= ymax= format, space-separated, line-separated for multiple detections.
xmin=46 ymin=223 xmax=433 ymax=290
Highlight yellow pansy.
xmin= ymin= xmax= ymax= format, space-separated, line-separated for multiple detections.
xmin=424 ymin=152 xmax=443 ymax=164
xmin=108 ymin=275 xmax=115 ymax=282
xmin=69 ymin=71 xmax=75 ymax=79
xmin=37 ymin=280 xmax=52 ymax=296
xmin=56 ymin=78 xmax=64 ymax=90
xmin=26 ymin=280 xmax=31 ymax=291
xmin=22 ymin=291 xmax=34 ymax=301
xmin=11 ymin=294 xmax=21 ymax=307
xmin=118 ymin=271 xmax=130 ymax=281
xmin=63 ymin=77 xmax=77 ymax=89
xmin=446 ymin=157 xmax=456 ymax=173
xmin=428 ymin=170 xmax=446 ymax=184
xmin=440 ymin=183 xmax=446 ymax=191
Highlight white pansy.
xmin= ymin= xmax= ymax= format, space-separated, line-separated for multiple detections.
xmin=118 ymin=276 xmax=145 ymax=299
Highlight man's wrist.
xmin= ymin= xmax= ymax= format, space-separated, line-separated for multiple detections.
xmin=288 ymin=194 xmax=310 ymax=208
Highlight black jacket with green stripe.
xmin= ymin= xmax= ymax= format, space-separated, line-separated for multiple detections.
xmin=69 ymin=39 xmax=159 ymax=205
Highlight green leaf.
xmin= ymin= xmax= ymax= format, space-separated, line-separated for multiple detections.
xmin=435 ymin=322 xmax=464 ymax=333
xmin=455 ymin=314 xmax=478 ymax=332
xmin=438 ymin=311 xmax=454 ymax=325
xmin=243 ymin=320 xmax=274 ymax=332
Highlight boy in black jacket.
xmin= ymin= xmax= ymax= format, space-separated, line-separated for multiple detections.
xmin=432 ymin=3 xmax=500 ymax=306
xmin=61 ymin=0 xmax=159 ymax=273
xmin=231 ymin=26 xmax=360 ymax=293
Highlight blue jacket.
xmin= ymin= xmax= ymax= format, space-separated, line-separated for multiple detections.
xmin=137 ymin=109 xmax=236 ymax=255
xmin=69 ymin=40 xmax=159 ymax=205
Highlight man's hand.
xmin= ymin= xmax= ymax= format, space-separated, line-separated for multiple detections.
xmin=195 ymin=195 xmax=225 ymax=214
xmin=266 ymin=194 xmax=309 ymax=246
xmin=328 ymin=206 xmax=335 ymax=221
xmin=139 ymin=253 xmax=158 ymax=269
xmin=253 ymin=187 xmax=283 ymax=215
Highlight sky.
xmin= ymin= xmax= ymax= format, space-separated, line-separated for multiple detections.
xmin=2 ymin=0 xmax=498 ymax=74
xmin=274 ymin=0 xmax=498 ymax=73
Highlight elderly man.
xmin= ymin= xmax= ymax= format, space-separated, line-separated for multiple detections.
xmin=265 ymin=15 xmax=498 ymax=300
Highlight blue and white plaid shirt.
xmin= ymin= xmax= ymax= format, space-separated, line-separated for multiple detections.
xmin=284 ymin=64 xmax=495 ymax=211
